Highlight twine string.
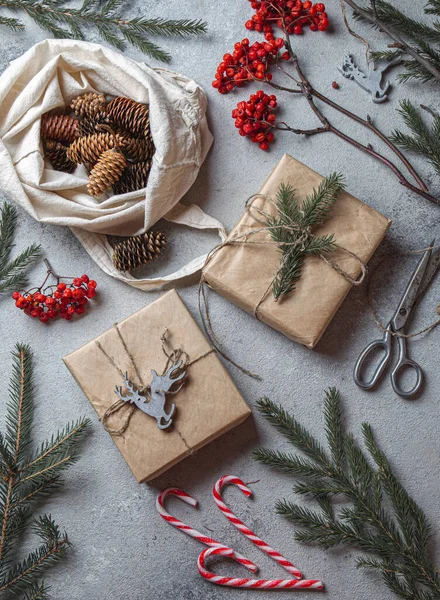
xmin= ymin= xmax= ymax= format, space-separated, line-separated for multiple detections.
xmin=96 ymin=325 xmax=214 ymax=436
xmin=198 ymin=192 xmax=367 ymax=377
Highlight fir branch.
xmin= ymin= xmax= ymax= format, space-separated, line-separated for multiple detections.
xmin=390 ymin=100 xmax=440 ymax=179
xmin=0 ymin=0 xmax=207 ymax=62
xmin=343 ymin=0 xmax=440 ymax=84
xmin=0 ymin=345 xmax=90 ymax=598
xmin=0 ymin=203 xmax=41 ymax=296
xmin=266 ymin=177 xmax=343 ymax=301
xmin=253 ymin=391 xmax=440 ymax=599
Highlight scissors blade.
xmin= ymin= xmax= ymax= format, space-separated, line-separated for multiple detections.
xmin=416 ymin=249 xmax=440 ymax=301
xmin=391 ymin=240 xmax=434 ymax=332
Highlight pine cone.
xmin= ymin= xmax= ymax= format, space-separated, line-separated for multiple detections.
xmin=76 ymin=112 xmax=115 ymax=138
xmin=122 ymin=134 xmax=155 ymax=163
xmin=44 ymin=140 xmax=77 ymax=174
xmin=107 ymin=97 xmax=151 ymax=137
xmin=71 ymin=93 xmax=106 ymax=118
xmin=87 ymin=149 xmax=127 ymax=197
xmin=112 ymin=160 xmax=152 ymax=194
xmin=67 ymin=131 xmax=127 ymax=165
xmin=41 ymin=114 xmax=78 ymax=144
xmin=112 ymin=231 xmax=167 ymax=272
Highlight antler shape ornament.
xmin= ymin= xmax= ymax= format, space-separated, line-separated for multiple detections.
xmin=115 ymin=359 xmax=186 ymax=429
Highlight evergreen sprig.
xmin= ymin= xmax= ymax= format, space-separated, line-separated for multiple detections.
xmin=350 ymin=0 xmax=440 ymax=84
xmin=266 ymin=175 xmax=344 ymax=301
xmin=389 ymin=100 xmax=440 ymax=180
xmin=253 ymin=389 xmax=440 ymax=600
xmin=0 ymin=203 xmax=41 ymax=296
xmin=0 ymin=344 xmax=91 ymax=599
xmin=0 ymin=0 xmax=207 ymax=62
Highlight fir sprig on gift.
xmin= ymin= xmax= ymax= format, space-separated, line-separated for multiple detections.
xmin=390 ymin=100 xmax=440 ymax=180
xmin=0 ymin=203 xmax=41 ymax=295
xmin=253 ymin=389 xmax=440 ymax=600
xmin=0 ymin=0 xmax=207 ymax=62
xmin=346 ymin=0 xmax=440 ymax=84
xmin=267 ymin=174 xmax=344 ymax=301
xmin=0 ymin=345 xmax=91 ymax=599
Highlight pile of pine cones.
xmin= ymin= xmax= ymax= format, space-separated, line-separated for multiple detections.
xmin=40 ymin=92 xmax=155 ymax=197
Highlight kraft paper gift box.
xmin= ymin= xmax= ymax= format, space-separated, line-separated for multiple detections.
xmin=202 ymin=154 xmax=391 ymax=349
xmin=63 ymin=289 xmax=251 ymax=483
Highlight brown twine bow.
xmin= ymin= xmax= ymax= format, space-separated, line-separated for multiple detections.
xmin=198 ymin=192 xmax=367 ymax=378
xmin=96 ymin=325 xmax=214 ymax=436
xmin=366 ymin=243 xmax=440 ymax=339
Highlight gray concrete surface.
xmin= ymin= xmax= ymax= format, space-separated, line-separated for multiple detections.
xmin=0 ymin=1 xmax=439 ymax=599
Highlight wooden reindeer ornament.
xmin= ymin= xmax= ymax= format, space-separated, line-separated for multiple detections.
xmin=115 ymin=360 xmax=186 ymax=430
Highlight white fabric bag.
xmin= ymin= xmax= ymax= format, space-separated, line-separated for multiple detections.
xmin=0 ymin=39 xmax=226 ymax=290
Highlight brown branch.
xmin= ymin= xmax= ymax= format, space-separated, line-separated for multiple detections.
xmin=18 ymin=424 xmax=85 ymax=474
xmin=14 ymin=348 xmax=26 ymax=463
xmin=0 ymin=538 xmax=69 ymax=592
xmin=341 ymin=0 xmax=440 ymax=83
xmin=275 ymin=41 xmax=440 ymax=206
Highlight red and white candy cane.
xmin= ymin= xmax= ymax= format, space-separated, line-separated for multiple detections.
xmin=156 ymin=487 xmax=258 ymax=574
xmin=198 ymin=547 xmax=324 ymax=591
xmin=213 ymin=475 xmax=303 ymax=580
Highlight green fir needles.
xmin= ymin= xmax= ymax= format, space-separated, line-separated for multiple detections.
xmin=0 ymin=345 xmax=91 ymax=599
xmin=0 ymin=203 xmax=41 ymax=296
xmin=0 ymin=0 xmax=207 ymax=62
xmin=253 ymin=389 xmax=440 ymax=600
xmin=267 ymin=174 xmax=344 ymax=301
xmin=390 ymin=100 xmax=440 ymax=181
xmin=348 ymin=0 xmax=440 ymax=84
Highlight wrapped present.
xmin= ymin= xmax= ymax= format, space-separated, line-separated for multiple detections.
xmin=63 ymin=289 xmax=251 ymax=482
xmin=202 ymin=154 xmax=391 ymax=349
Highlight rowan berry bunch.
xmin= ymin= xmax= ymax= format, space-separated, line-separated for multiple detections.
xmin=12 ymin=260 xmax=97 ymax=323
xmin=213 ymin=37 xmax=285 ymax=94
xmin=232 ymin=91 xmax=277 ymax=150
xmin=246 ymin=0 xmax=329 ymax=36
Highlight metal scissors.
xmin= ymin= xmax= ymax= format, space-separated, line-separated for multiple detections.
xmin=354 ymin=240 xmax=440 ymax=399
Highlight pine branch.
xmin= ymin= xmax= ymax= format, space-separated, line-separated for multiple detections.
xmin=0 ymin=0 xmax=207 ymax=62
xmin=0 ymin=345 xmax=90 ymax=598
xmin=343 ymin=0 xmax=440 ymax=84
xmin=0 ymin=203 xmax=41 ymax=296
xmin=266 ymin=177 xmax=343 ymax=301
xmin=253 ymin=390 xmax=440 ymax=599
xmin=390 ymin=100 xmax=440 ymax=179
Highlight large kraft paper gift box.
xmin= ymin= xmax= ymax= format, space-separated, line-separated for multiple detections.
xmin=203 ymin=154 xmax=391 ymax=349
xmin=63 ymin=289 xmax=251 ymax=482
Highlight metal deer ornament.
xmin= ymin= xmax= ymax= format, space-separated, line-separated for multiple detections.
xmin=338 ymin=54 xmax=402 ymax=103
xmin=115 ymin=360 xmax=186 ymax=430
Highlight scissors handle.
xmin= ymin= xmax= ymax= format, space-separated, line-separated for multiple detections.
xmin=353 ymin=329 xmax=392 ymax=390
xmin=390 ymin=336 xmax=423 ymax=399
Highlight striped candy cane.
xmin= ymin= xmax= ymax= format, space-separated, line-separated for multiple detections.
xmin=156 ymin=487 xmax=258 ymax=574
xmin=198 ymin=547 xmax=324 ymax=590
xmin=213 ymin=475 xmax=303 ymax=580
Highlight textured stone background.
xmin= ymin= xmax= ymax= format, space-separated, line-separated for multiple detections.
xmin=0 ymin=1 xmax=439 ymax=598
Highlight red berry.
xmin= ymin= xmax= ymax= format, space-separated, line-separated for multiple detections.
xmin=39 ymin=313 xmax=49 ymax=323
xmin=72 ymin=277 xmax=82 ymax=287
xmin=81 ymin=274 xmax=89 ymax=283
xmin=293 ymin=24 xmax=303 ymax=34
xmin=57 ymin=282 xmax=67 ymax=291
xmin=88 ymin=280 xmax=97 ymax=289
xmin=12 ymin=291 xmax=20 ymax=300
xmin=332 ymin=81 xmax=339 ymax=89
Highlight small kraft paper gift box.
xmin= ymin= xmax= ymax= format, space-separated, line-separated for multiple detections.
xmin=202 ymin=154 xmax=391 ymax=349
xmin=63 ymin=290 xmax=251 ymax=483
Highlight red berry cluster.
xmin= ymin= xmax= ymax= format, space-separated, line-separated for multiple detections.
xmin=246 ymin=0 xmax=329 ymax=36
xmin=12 ymin=275 xmax=97 ymax=323
xmin=213 ymin=38 xmax=284 ymax=94
xmin=232 ymin=90 xmax=277 ymax=150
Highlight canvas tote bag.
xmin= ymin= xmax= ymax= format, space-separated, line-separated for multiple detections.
xmin=0 ymin=39 xmax=226 ymax=290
